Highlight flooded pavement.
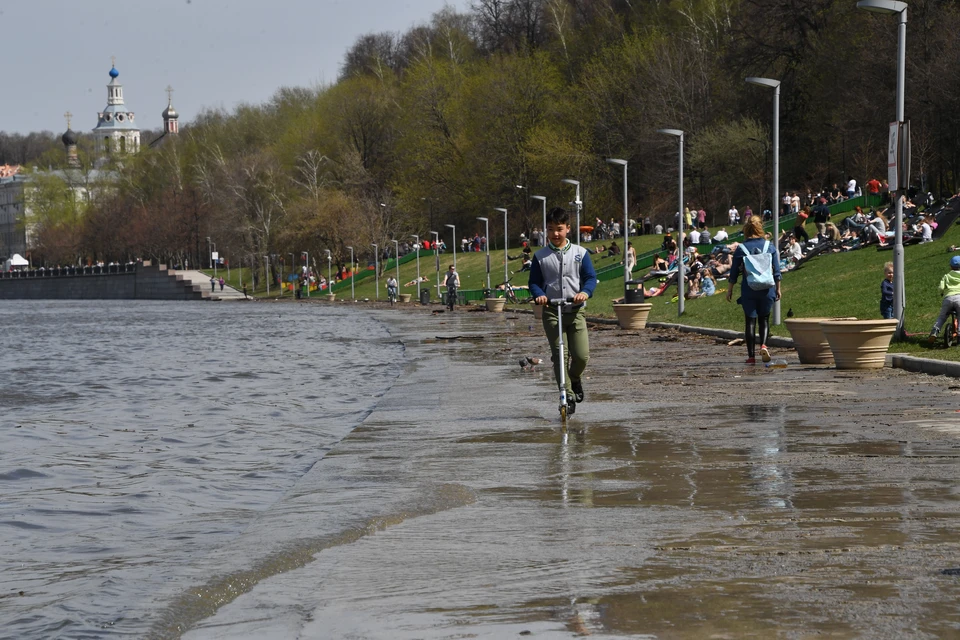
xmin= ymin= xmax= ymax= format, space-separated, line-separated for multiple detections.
xmin=181 ymin=305 xmax=960 ymax=639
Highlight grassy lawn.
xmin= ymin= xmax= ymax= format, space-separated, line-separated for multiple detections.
xmin=243 ymin=221 xmax=960 ymax=361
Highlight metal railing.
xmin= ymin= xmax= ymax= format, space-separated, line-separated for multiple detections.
xmin=1 ymin=263 xmax=137 ymax=278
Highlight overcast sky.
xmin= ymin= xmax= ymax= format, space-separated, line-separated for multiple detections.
xmin=1 ymin=0 xmax=467 ymax=135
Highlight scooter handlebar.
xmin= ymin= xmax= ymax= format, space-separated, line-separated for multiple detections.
xmin=547 ymin=297 xmax=576 ymax=306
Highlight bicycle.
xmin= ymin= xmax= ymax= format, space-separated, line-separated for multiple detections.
xmin=496 ymin=278 xmax=530 ymax=305
xmin=387 ymin=285 xmax=398 ymax=306
xmin=944 ymin=309 xmax=959 ymax=348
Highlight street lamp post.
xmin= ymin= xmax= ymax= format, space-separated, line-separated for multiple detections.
xmin=430 ymin=230 xmax=440 ymax=300
xmin=493 ymin=207 xmax=508 ymax=286
xmin=211 ymin=243 xmax=217 ymax=277
xmin=606 ymin=159 xmax=633 ymax=306
xmin=264 ymin=255 xmax=270 ymax=296
xmin=346 ymin=246 xmax=354 ymax=301
xmin=302 ymin=251 xmax=309 ymax=297
xmin=746 ymin=76 xmax=782 ymax=325
xmin=531 ymin=196 xmax=546 ymax=246
xmin=410 ymin=234 xmax=421 ymax=287
xmin=858 ymin=0 xmax=908 ymax=338
xmin=325 ymin=250 xmax=331 ymax=296
xmin=477 ymin=217 xmax=490 ymax=291
xmin=371 ymin=243 xmax=379 ymax=301
xmin=392 ymin=239 xmax=400 ymax=291
xmin=206 ymin=236 xmax=212 ymax=269
xmin=561 ymin=179 xmax=582 ymax=244
xmin=445 ymin=224 xmax=457 ymax=269
xmin=657 ymin=129 xmax=686 ymax=316
xmin=287 ymin=252 xmax=295 ymax=295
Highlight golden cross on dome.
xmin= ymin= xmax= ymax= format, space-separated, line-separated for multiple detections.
xmin=64 ymin=111 xmax=72 ymax=129
xmin=166 ymin=85 xmax=174 ymax=102
xmin=111 ymin=55 xmax=116 ymax=67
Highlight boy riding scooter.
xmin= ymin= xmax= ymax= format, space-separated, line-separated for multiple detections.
xmin=529 ymin=207 xmax=598 ymax=416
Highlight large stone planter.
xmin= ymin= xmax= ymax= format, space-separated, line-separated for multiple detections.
xmin=785 ymin=317 xmax=856 ymax=364
xmin=613 ymin=303 xmax=653 ymax=330
xmin=819 ymin=319 xmax=898 ymax=369
xmin=532 ymin=303 xmax=544 ymax=320
xmin=399 ymin=293 xmax=412 ymax=303
xmin=485 ymin=297 xmax=506 ymax=313
xmin=325 ymin=293 xmax=336 ymax=302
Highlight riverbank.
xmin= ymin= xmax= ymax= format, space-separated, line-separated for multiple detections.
xmin=180 ymin=304 xmax=960 ymax=638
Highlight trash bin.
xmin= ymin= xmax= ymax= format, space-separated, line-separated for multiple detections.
xmin=420 ymin=288 xmax=431 ymax=305
xmin=624 ymin=288 xmax=645 ymax=304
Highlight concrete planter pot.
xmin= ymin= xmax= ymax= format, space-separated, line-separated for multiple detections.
xmin=819 ymin=319 xmax=899 ymax=369
xmin=532 ymin=304 xmax=544 ymax=320
xmin=613 ymin=303 xmax=653 ymax=330
xmin=485 ymin=297 xmax=506 ymax=313
xmin=399 ymin=293 xmax=412 ymax=303
xmin=325 ymin=293 xmax=336 ymax=302
xmin=785 ymin=317 xmax=856 ymax=364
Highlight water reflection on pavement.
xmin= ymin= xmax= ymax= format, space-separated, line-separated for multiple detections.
xmin=184 ymin=308 xmax=960 ymax=639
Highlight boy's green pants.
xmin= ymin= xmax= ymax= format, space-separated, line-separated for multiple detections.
xmin=542 ymin=306 xmax=589 ymax=394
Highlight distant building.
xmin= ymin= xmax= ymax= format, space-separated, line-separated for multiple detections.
xmin=93 ymin=62 xmax=140 ymax=156
xmin=150 ymin=86 xmax=180 ymax=148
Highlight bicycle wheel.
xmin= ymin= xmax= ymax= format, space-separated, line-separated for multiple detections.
xmin=945 ymin=316 xmax=959 ymax=348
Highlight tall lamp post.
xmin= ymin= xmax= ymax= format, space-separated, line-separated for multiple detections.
xmin=302 ymin=251 xmax=309 ymax=297
xmin=746 ymin=76 xmax=782 ymax=325
xmin=562 ymin=178 xmax=582 ymax=244
xmin=211 ymin=242 xmax=217 ymax=277
xmin=206 ymin=236 xmax=212 ymax=269
xmin=657 ymin=129 xmax=686 ymax=316
xmin=445 ymin=223 xmax=457 ymax=269
xmin=858 ymin=0 xmax=908 ymax=338
xmin=410 ymin=234 xmax=421 ymax=287
xmin=430 ymin=230 xmax=441 ymax=300
xmin=606 ymin=159 xmax=633 ymax=306
xmin=371 ymin=243 xmax=379 ymax=300
xmin=531 ymin=195 xmax=546 ymax=246
xmin=325 ymin=249 xmax=331 ymax=296
xmin=346 ymin=246 xmax=354 ymax=301
xmin=493 ymin=207 xmax=508 ymax=286
xmin=392 ymin=239 xmax=400 ymax=290
xmin=477 ymin=216 xmax=490 ymax=291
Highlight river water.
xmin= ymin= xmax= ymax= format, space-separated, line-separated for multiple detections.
xmin=0 ymin=301 xmax=402 ymax=639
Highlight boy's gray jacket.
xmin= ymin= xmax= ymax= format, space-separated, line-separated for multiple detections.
xmin=528 ymin=242 xmax=598 ymax=310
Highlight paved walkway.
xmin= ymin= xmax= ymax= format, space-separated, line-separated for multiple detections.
xmin=172 ymin=270 xmax=247 ymax=301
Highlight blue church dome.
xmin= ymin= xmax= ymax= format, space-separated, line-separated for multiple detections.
xmin=109 ymin=66 xmax=119 ymax=78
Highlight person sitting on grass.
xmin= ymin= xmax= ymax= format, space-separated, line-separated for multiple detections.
xmin=785 ymin=235 xmax=803 ymax=264
xmin=930 ymin=256 xmax=960 ymax=341
xmin=607 ymin=241 xmax=621 ymax=257
xmin=652 ymin=253 xmax=669 ymax=271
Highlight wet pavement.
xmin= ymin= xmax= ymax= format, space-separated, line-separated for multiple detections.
xmin=183 ymin=305 xmax=960 ymax=639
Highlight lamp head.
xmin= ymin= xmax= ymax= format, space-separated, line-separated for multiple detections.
xmin=856 ymin=0 xmax=907 ymax=14
xmin=531 ymin=195 xmax=546 ymax=202
xmin=515 ymin=184 xmax=525 ymax=189
xmin=657 ymin=128 xmax=684 ymax=138
xmin=477 ymin=216 xmax=488 ymax=222
xmin=606 ymin=158 xmax=627 ymax=166
xmin=445 ymin=224 xmax=455 ymax=229
xmin=745 ymin=77 xmax=781 ymax=89
xmin=561 ymin=178 xmax=579 ymax=186
xmin=493 ymin=207 xmax=507 ymax=214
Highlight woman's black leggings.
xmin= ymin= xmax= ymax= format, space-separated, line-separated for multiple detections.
xmin=744 ymin=315 xmax=771 ymax=357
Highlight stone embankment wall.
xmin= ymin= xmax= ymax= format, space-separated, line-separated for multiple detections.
xmin=0 ymin=262 xmax=207 ymax=301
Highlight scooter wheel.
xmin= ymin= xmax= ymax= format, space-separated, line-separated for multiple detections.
xmin=559 ymin=404 xmax=567 ymax=419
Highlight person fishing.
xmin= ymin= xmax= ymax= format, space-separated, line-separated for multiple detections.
xmin=529 ymin=207 xmax=597 ymax=415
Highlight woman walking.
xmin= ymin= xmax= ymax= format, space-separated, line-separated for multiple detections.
xmin=725 ymin=216 xmax=782 ymax=364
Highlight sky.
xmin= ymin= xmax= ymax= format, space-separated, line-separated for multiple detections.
xmin=1 ymin=0 xmax=468 ymax=135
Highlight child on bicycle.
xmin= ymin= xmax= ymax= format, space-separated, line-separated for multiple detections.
xmin=929 ymin=256 xmax=960 ymax=341
xmin=386 ymin=275 xmax=398 ymax=304
xmin=529 ymin=207 xmax=598 ymax=415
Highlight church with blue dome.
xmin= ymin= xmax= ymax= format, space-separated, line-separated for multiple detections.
xmin=92 ymin=60 xmax=141 ymax=156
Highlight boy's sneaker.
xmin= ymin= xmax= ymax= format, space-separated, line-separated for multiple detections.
xmin=566 ymin=399 xmax=576 ymax=415
xmin=745 ymin=357 xmax=756 ymax=364
xmin=929 ymin=331 xmax=939 ymax=344
xmin=571 ymin=379 xmax=584 ymax=403
xmin=760 ymin=346 xmax=771 ymax=363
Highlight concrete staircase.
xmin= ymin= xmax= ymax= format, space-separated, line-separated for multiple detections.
xmin=166 ymin=269 xmax=248 ymax=301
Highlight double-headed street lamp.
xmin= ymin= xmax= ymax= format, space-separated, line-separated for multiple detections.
xmin=346 ymin=246 xmax=355 ymax=301
xmin=561 ymin=178 xmax=582 ymax=244
xmin=746 ymin=76 xmax=782 ymax=325
xmin=530 ymin=195 xmax=547 ymax=246
xmin=493 ymin=207 xmax=509 ymax=286
xmin=371 ymin=243 xmax=379 ymax=300
xmin=445 ymin=223 xmax=457 ymax=268
xmin=656 ymin=130 xmax=685 ymax=316
xmin=858 ymin=0 xmax=908 ymax=338
xmin=606 ymin=158 xmax=634 ymax=307
xmin=430 ymin=230 xmax=441 ymax=299
xmin=410 ymin=234 xmax=421 ymax=286
xmin=477 ymin=216 xmax=491 ymax=291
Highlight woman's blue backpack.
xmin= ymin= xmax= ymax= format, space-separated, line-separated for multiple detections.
xmin=741 ymin=241 xmax=775 ymax=290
